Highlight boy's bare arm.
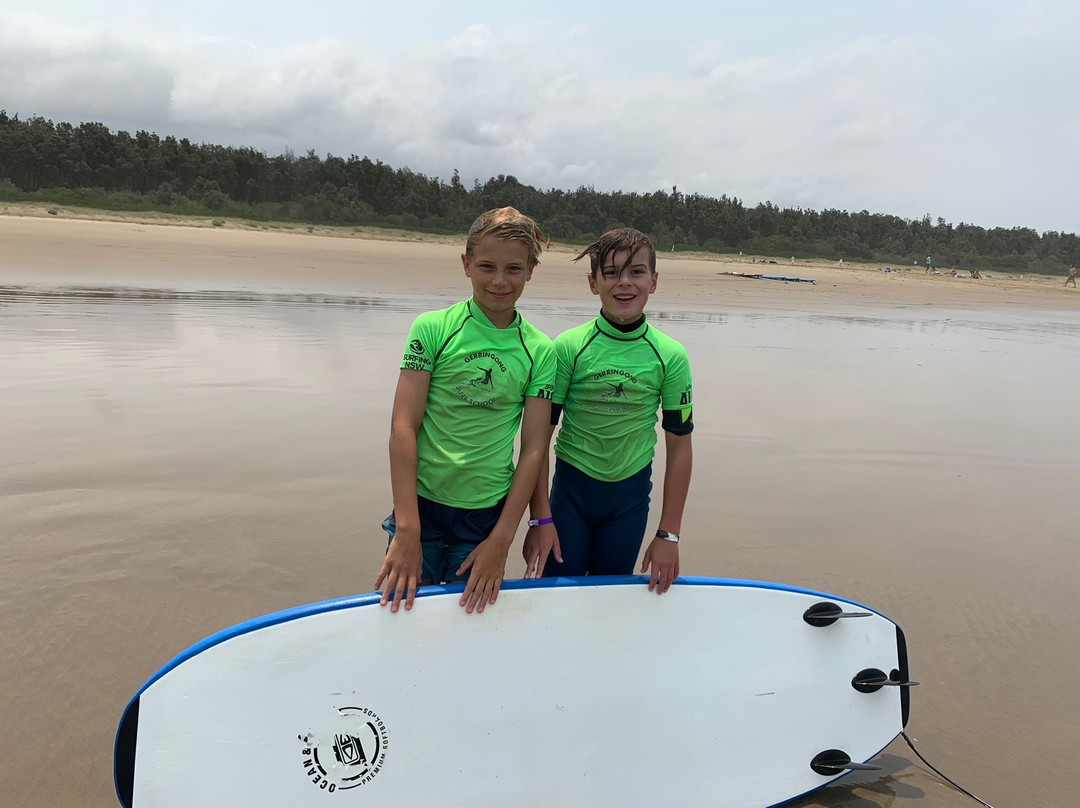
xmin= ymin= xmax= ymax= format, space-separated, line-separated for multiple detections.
xmin=642 ymin=431 xmax=693 ymax=594
xmin=458 ymin=396 xmax=554 ymax=612
xmin=375 ymin=369 xmax=430 ymax=612
xmin=522 ymin=426 xmax=560 ymax=578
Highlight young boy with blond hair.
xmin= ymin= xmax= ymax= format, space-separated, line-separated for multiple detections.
xmin=376 ymin=207 xmax=556 ymax=614
xmin=523 ymin=228 xmax=693 ymax=594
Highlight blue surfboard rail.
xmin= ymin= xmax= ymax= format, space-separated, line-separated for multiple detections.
xmin=113 ymin=576 xmax=907 ymax=808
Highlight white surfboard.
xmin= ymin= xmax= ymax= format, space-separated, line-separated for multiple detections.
xmin=114 ymin=576 xmax=913 ymax=808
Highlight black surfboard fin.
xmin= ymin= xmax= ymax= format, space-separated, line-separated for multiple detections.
xmin=803 ymin=601 xmax=872 ymax=627
xmin=851 ymin=667 xmax=920 ymax=693
xmin=810 ymin=749 xmax=882 ymax=776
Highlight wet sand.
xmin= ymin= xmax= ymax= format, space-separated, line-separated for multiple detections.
xmin=1 ymin=214 xmax=1078 ymax=807
xmin=3 ymin=212 xmax=1078 ymax=312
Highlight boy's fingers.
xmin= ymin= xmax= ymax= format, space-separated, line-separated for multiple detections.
xmin=552 ymin=535 xmax=563 ymax=564
xmin=459 ymin=573 xmax=477 ymax=608
xmin=523 ymin=550 xmax=538 ymax=579
xmin=389 ymin=577 xmax=404 ymax=612
xmin=379 ymin=567 xmax=398 ymax=607
xmin=474 ymin=585 xmax=488 ymax=613
xmin=475 ymin=578 xmax=502 ymax=613
xmin=657 ymin=563 xmax=677 ymax=594
xmin=404 ymin=576 xmax=417 ymax=610
xmin=456 ymin=547 xmax=478 ymax=577
xmin=463 ymin=581 xmax=481 ymax=612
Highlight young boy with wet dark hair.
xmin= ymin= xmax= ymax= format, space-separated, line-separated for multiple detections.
xmin=523 ymin=228 xmax=693 ymax=594
xmin=376 ymin=207 xmax=556 ymax=614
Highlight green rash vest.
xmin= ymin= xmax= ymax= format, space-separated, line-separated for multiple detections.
xmin=400 ymin=299 xmax=556 ymax=509
xmin=553 ymin=314 xmax=693 ymax=482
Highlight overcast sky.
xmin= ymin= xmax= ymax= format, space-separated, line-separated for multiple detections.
xmin=1 ymin=1 xmax=1077 ymax=232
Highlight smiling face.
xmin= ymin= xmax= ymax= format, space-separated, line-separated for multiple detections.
xmin=588 ymin=246 xmax=657 ymax=324
xmin=461 ymin=235 xmax=534 ymax=328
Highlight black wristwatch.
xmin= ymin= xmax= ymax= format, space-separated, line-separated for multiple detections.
xmin=655 ymin=529 xmax=680 ymax=543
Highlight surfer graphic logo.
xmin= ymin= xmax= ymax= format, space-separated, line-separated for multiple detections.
xmin=409 ymin=339 xmax=424 ymax=354
xmin=456 ymin=350 xmax=506 ymax=406
xmin=601 ymin=381 xmax=626 ymax=400
xmin=298 ymin=706 xmax=389 ymax=793
xmin=591 ymin=369 xmax=636 ymax=413
xmin=468 ymin=367 xmax=494 ymax=387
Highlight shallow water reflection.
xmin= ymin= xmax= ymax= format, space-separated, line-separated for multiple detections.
xmin=1 ymin=286 xmax=1077 ymax=808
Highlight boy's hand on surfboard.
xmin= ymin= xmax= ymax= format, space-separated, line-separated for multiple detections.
xmin=522 ymin=523 xmax=562 ymax=578
xmin=375 ymin=532 xmax=423 ymax=612
xmin=642 ymin=538 xmax=680 ymax=595
xmin=457 ymin=534 xmax=512 ymax=613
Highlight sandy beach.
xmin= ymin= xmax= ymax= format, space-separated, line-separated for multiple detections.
xmin=2 ymin=210 xmax=1078 ymax=808
xmin=3 ymin=209 xmax=1077 ymax=312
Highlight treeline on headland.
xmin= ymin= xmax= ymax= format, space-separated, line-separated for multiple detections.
xmin=2 ymin=111 xmax=1077 ymax=272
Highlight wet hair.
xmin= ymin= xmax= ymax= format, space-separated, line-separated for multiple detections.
xmin=465 ymin=207 xmax=545 ymax=268
xmin=573 ymin=228 xmax=656 ymax=277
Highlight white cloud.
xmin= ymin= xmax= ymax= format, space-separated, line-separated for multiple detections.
xmin=0 ymin=5 xmax=1077 ymax=231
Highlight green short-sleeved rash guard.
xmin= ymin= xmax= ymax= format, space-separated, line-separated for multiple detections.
xmin=553 ymin=314 xmax=693 ymax=482
xmin=400 ymin=299 xmax=556 ymax=509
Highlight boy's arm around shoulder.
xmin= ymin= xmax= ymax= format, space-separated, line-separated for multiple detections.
xmin=375 ymin=368 xmax=430 ymax=612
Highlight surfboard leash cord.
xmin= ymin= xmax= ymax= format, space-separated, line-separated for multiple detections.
xmin=900 ymin=731 xmax=994 ymax=808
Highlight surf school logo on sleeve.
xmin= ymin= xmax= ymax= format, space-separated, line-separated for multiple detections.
xmin=298 ymin=706 xmax=389 ymax=793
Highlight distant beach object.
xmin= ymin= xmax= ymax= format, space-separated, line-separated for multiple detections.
xmin=720 ymin=272 xmax=815 ymax=284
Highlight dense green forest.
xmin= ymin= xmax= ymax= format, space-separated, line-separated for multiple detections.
xmin=2 ymin=111 xmax=1076 ymax=272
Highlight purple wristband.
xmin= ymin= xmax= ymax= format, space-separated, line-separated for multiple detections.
xmin=528 ymin=517 xmax=554 ymax=527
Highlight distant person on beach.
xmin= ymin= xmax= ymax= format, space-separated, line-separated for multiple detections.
xmin=926 ymin=256 xmax=932 ymax=274
xmin=522 ymin=228 xmax=694 ymax=595
xmin=971 ymin=268 xmax=983 ymax=280
xmin=1066 ymin=266 xmax=1077 ymax=287
xmin=375 ymin=207 xmax=556 ymax=614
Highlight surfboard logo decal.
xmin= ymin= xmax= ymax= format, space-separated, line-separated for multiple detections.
xmin=298 ymin=706 xmax=389 ymax=792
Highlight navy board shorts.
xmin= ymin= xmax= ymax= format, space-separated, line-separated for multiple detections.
xmin=542 ymin=458 xmax=653 ymax=577
xmin=382 ymin=495 xmax=506 ymax=584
